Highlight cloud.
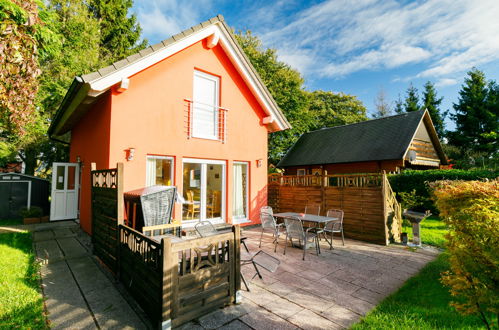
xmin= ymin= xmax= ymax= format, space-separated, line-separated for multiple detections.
xmin=133 ymin=0 xmax=213 ymax=43
xmin=435 ymin=78 xmax=458 ymax=87
xmin=254 ymin=0 xmax=499 ymax=81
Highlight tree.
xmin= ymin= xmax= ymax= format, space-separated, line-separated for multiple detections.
xmin=448 ymin=68 xmax=499 ymax=157
xmin=0 ymin=0 xmax=57 ymax=169
xmin=373 ymin=87 xmax=392 ymax=118
xmin=394 ymin=94 xmax=405 ymax=114
xmin=404 ymin=83 xmax=420 ymax=112
xmin=88 ymin=0 xmax=147 ymax=64
xmin=234 ymin=31 xmax=311 ymax=165
xmin=422 ymin=81 xmax=445 ymax=138
xmin=308 ymin=91 xmax=367 ymax=130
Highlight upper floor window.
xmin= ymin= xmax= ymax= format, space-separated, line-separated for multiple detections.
xmin=192 ymin=70 xmax=219 ymax=140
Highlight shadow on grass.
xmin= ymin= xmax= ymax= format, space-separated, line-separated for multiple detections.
xmin=0 ymin=232 xmax=48 ymax=329
xmin=352 ymin=253 xmax=491 ymax=330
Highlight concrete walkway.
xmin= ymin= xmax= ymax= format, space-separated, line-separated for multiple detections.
xmin=26 ymin=221 xmax=149 ymax=329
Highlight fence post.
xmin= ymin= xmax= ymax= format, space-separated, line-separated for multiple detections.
xmin=233 ymin=225 xmax=241 ymax=303
xmin=116 ymin=162 xmax=124 ymax=226
xmin=90 ymin=163 xmax=96 ymax=245
xmin=161 ymin=238 xmax=173 ymax=330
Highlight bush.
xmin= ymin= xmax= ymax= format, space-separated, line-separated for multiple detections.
xmin=431 ymin=180 xmax=498 ymax=328
xmin=389 ymin=169 xmax=499 ymax=213
xmin=18 ymin=206 xmax=43 ymax=218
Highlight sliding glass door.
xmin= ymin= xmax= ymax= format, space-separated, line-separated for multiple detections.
xmin=182 ymin=159 xmax=225 ymax=223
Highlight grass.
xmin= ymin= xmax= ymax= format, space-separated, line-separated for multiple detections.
xmin=402 ymin=215 xmax=447 ymax=249
xmin=0 ymin=231 xmax=48 ymax=329
xmin=0 ymin=218 xmax=23 ymax=226
xmin=352 ymin=253 xmax=490 ymax=329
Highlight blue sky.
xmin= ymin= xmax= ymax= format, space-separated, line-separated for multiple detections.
xmin=131 ymin=0 xmax=499 ymax=129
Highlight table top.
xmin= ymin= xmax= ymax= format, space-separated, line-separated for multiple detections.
xmin=273 ymin=212 xmax=339 ymax=224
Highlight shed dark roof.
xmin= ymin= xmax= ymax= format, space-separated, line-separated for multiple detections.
xmin=278 ymin=110 xmax=427 ymax=167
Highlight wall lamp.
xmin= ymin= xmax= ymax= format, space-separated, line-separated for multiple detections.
xmin=127 ymin=148 xmax=135 ymax=161
xmin=256 ymin=159 xmax=263 ymax=168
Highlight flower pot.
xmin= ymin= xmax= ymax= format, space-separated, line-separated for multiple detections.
xmin=40 ymin=216 xmax=50 ymax=223
xmin=23 ymin=217 xmax=41 ymax=225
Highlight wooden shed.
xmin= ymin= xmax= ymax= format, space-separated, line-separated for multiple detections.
xmin=278 ymin=110 xmax=448 ymax=175
xmin=0 ymin=173 xmax=50 ymax=219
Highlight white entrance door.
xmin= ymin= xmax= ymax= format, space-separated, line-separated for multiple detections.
xmin=50 ymin=162 xmax=80 ymax=221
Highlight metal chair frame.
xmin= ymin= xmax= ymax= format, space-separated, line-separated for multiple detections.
xmin=319 ymin=209 xmax=345 ymax=249
xmin=259 ymin=211 xmax=282 ymax=252
xmin=283 ymin=216 xmax=321 ymax=260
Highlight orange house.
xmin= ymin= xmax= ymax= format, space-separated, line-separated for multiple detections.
xmin=48 ymin=15 xmax=290 ymax=234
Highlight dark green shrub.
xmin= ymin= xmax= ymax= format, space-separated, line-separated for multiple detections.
xmin=18 ymin=206 xmax=43 ymax=218
xmin=389 ymin=169 xmax=499 ymax=213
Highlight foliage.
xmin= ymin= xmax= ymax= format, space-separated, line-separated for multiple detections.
xmin=402 ymin=215 xmax=447 ymax=249
xmin=18 ymin=206 xmax=43 ymax=218
xmin=353 ymin=253 xmax=490 ymax=329
xmin=404 ymin=83 xmax=420 ymax=112
xmin=448 ymin=68 xmax=499 ymax=157
xmin=0 ymin=0 xmax=49 ymax=148
xmin=443 ymin=143 xmax=499 ymax=170
xmin=431 ymin=180 xmax=499 ymax=328
xmin=308 ymin=90 xmax=367 ymax=130
xmin=394 ymin=94 xmax=404 ymax=114
xmin=235 ymin=30 xmax=368 ymax=165
xmin=373 ymin=87 xmax=392 ymax=118
xmin=88 ymin=0 xmax=147 ymax=64
xmin=422 ymin=81 xmax=446 ymax=138
xmin=0 ymin=232 xmax=47 ymax=328
xmin=389 ymin=169 xmax=499 ymax=213
xmin=398 ymin=189 xmax=427 ymax=212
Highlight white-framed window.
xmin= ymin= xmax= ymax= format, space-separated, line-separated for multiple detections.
xmin=192 ymin=70 xmax=219 ymax=140
xmin=233 ymin=162 xmax=249 ymax=223
xmin=146 ymin=156 xmax=174 ymax=187
xmin=297 ymin=169 xmax=306 ymax=176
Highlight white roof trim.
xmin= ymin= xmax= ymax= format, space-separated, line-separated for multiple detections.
xmin=86 ymin=23 xmax=288 ymax=131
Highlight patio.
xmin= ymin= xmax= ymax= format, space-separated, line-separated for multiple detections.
xmin=185 ymin=227 xmax=439 ymax=329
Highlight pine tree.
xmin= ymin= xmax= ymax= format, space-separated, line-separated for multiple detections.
xmin=449 ymin=68 xmax=498 ymax=155
xmin=422 ymin=81 xmax=445 ymax=138
xmin=394 ymin=94 xmax=405 ymax=114
xmin=88 ymin=0 xmax=148 ymax=64
xmin=404 ymin=84 xmax=420 ymax=112
xmin=373 ymin=87 xmax=392 ymax=118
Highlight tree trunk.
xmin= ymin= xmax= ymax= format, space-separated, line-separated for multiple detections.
xmin=22 ymin=146 xmax=38 ymax=176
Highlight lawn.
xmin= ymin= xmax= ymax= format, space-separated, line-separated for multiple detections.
xmin=0 ymin=218 xmax=23 ymax=226
xmin=0 ymin=231 xmax=47 ymax=329
xmin=402 ymin=215 xmax=447 ymax=249
xmin=352 ymin=253 xmax=490 ymax=329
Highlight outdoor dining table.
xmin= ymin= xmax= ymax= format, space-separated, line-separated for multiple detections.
xmin=273 ymin=212 xmax=339 ymax=225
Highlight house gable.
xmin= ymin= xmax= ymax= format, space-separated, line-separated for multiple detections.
xmin=49 ymin=15 xmax=290 ymax=138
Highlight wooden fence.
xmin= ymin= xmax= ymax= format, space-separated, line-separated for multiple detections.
xmin=118 ymin=224 xmax=241 ymax=328
xmin=268 ymin=172 xmax=402 ymax=245
xmin=91 ymin=163 xmax=240 ymax=328
xmin=91 ymin=163 xmax=124 ymax=273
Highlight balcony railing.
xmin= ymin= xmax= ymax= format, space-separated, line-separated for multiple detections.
xmin=409 ymin=138 xmax=438 ymax=160
xmin=184 ymin=99 xmax=228 ymax=143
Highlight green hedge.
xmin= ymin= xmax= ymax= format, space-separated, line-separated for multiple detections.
xmin=389 ymin=169 xmax=499 ymax=213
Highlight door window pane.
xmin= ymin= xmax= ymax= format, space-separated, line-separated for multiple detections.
xmin=182 ymin=163 xmax=201 ymax=221
xmin=206 ymin=164 xmax=223 ymax=220
xmin=56 ymin=166 xmax=65 ymax=190
xmin=146 ymin=157 xmax=173 ymax=187
xmin=67 ymin=166 xmax=76 ymax=190
xmin=233 ymin=163 xmax=248 ymax=219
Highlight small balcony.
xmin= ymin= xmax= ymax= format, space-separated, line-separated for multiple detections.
xmin=184 ymin=99 xmax=228 ymax=143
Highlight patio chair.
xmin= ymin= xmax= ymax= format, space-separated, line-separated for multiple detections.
xmin=304 ymin=204 xmax=321 ymax=216
xmin=260 ymin=205 xmax=273 ymax=215
xmin=283 ymin=216 xmax=321 ymax=260
xmin=317 ymin=209 xmax=345 ymax=249
xmin=195 ymin=221 xmax=250 ymax=252
xmin=241 ymin=250 xmax=280 ymax=291
xmin=259 ymin=211 xmax=282 ymax=252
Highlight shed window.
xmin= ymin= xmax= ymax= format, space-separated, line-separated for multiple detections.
xmin=297 ymin=169 xmax=306 ymax=176
xmin=192 ymin=70 xmax=219 ymax=140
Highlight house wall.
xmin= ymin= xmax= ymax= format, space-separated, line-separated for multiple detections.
xmin=70 ymin=39 xmax=269 ymax=230
xmin=69 ymin=93 xmax=112 ymax=234
xmin=283 ymin=159 xmax=404 ymax=175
